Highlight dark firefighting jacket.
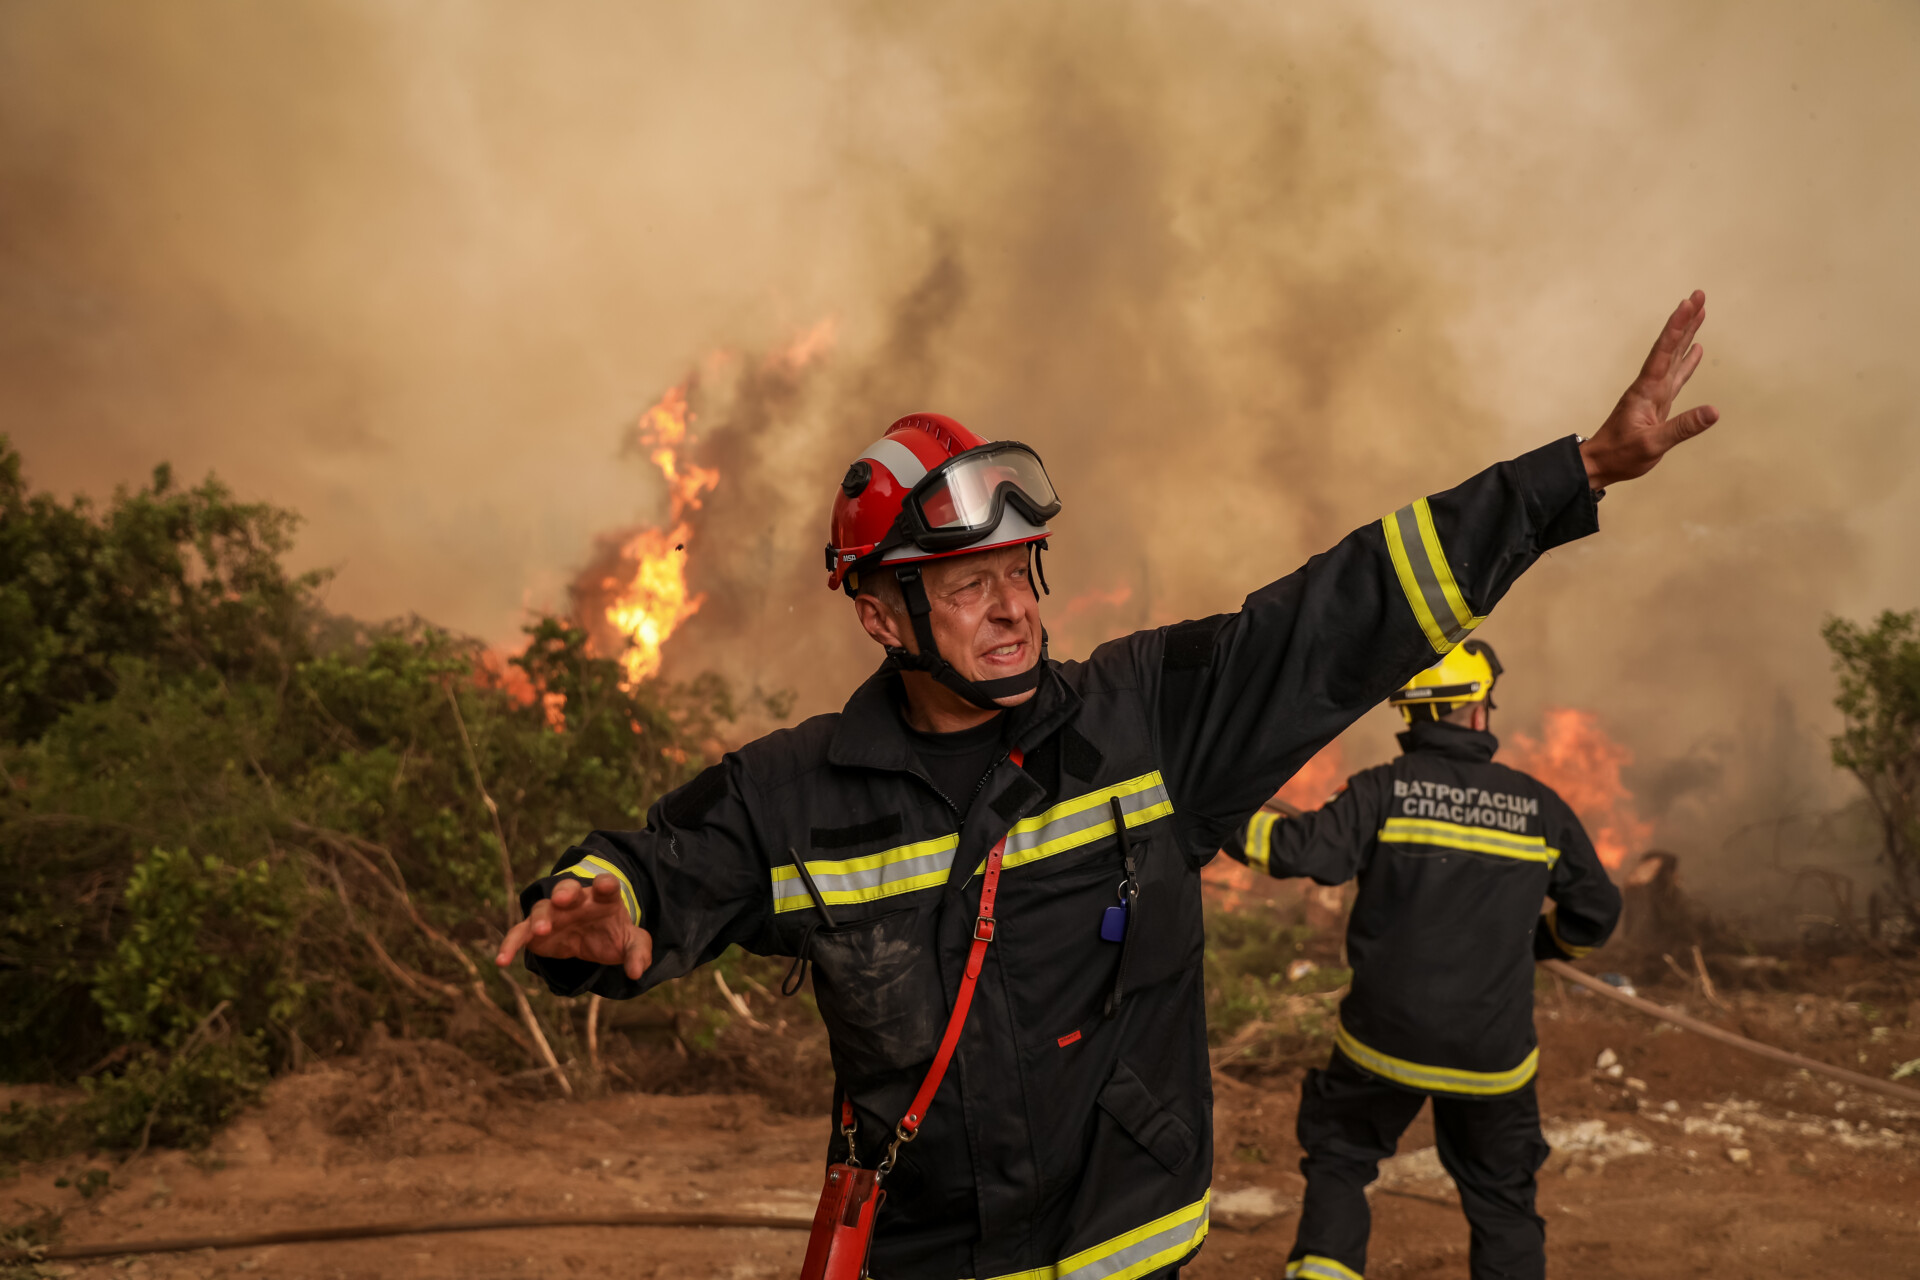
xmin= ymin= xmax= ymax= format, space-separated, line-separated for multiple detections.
xmin=1224 ymin=717 xmax=1622 ymax=1097
xmin=523 ymin=436 xmax=1599 ymax=1279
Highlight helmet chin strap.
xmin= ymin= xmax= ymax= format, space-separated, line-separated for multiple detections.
xmin=885 ymin=563 xmax=1048 ymax=712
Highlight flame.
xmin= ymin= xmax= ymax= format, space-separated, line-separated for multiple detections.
xmin=1501 ymin=707 xmax=1651 ymax=870
xmin=1201 ymin=740 xmax=1347 ymax=911
xmin=1062 ymin=583 xmax=1133 ymax=618
xmin=1276 ymin=740 xmax=1345 ymax=811
xmin=472 ymin=650 xmax=566 ymax=732
xmin=601 ymin=380 xmax=719 ymax=685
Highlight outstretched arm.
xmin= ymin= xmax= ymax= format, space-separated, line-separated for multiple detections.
xmin=1220 ymin=776 xmax=1385 ymax=886
xmin=1152 ymin=294 xmax=1722 ymax=859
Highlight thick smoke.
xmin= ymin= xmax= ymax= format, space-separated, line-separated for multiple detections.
xmin=4 ymin=2 xmax=1917 ymax=924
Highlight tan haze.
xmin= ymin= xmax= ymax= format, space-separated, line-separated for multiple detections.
xmin=3 ymin=2 xmax=1916 ymax=924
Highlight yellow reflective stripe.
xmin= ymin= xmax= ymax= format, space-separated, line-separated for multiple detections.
xmin=1381 ymin=505 xmax=1449 ymax=655
xmin=1242 ymin=810 xmax=1278 ymax=875
xmin=559 ymin=855 xmax=642 ymax=924
xmin=1287 ymin=1256 xmax=1365 ymax=1280
xmin=980 ymin=771 xmax=1176 ymax=875
xmin=776 ymin=774 xmax=1177 ymax=916
xmin=1380 ymin=497 xmax=1484 ymax=656
xmin=1412 ymin=496 xmax=1480 ymax=639
xmin=1379 ymin=817 xmax=1559 ymax=865
xmin=1336 ymin=1023 xmax=1538 ymax=1096
xmin=985 ymin=1190 xmax=1210 ymax=1280
xmin=1543 ymin=907 xmax=1594 ymax=959
xmin=770 ymin=834 xmax=960 ymax=914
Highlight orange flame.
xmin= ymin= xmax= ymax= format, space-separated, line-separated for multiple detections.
xmin=472 ymin=651 xmax=566 ymax=732
xmin=1276 ymin=740 xmax=1345 ymax=812
xmin=1201 ymin=740 xmax=1347 ymax=910
xmin=601 ymin=381 xmax=719 ymax=685
xmin=1062 ymin=583 xmax=1133 ymax=618
xmin=1501 ymin=707 xmax=1651 ymax=870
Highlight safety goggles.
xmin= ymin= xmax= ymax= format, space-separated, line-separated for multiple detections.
xmin=896 ymin=442 xmax=1061 ymax=552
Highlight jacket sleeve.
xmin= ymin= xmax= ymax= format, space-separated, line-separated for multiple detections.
xmin=1532 ymin=787 xmax=1623 ymax=962
xmin=1154 ymin=435 xmax=1597 ymax=862
xmin=1219 ymin=771 xmax=1387 ymax=886
xmin=516 ymin=752 xmax=780 ymax=1000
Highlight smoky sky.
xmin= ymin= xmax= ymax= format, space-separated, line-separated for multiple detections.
xmin=4 ymin=2 xmax=1917 ymax=914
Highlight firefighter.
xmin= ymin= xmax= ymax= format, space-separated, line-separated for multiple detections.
xmin=1222 ymin=640 xmax=1622 ymax=1280
xmin=497 ymin=292 xmax=1714 ymax=1279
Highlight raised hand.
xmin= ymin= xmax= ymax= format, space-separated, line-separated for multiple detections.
xmin=495 ymin=873 xmax=652 ymax=981
xmin=1580 ymin=290 xmax=1721 ymax=489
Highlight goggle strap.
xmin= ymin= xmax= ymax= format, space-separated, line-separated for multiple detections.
xmin=888 ymin=566 xmax=1046 ymax=710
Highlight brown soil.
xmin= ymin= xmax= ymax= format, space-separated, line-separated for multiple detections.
xmin=9 ymin=984 xmax=1920 ymax=1279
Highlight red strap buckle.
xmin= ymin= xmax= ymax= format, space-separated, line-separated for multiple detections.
xmin=973 ymin=916 xmax=996 ymax=942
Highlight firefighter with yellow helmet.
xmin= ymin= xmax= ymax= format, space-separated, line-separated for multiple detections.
xmin=1223 ymin=638 xmax=1621 ymax=1280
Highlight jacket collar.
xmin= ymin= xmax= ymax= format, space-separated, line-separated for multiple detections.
xmin=1396 ymin=717 xmax=1499 ymax=763
xmin=827 ymin=659 xmax=1083 ymax=775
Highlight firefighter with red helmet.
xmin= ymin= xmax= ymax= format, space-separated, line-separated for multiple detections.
xmin=498 ymin=293 xmax=1718 ymax=1278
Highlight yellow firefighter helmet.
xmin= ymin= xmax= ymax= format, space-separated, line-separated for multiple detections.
xmin=1389 ymin=639 xmax=1503 ymax=722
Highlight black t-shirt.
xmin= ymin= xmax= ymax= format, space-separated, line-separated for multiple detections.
xmin=903 ymin=712 xmax=1007 ymax=815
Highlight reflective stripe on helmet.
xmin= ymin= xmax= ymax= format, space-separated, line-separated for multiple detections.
xmin=860 ymin=436 xmax=930 ymax=490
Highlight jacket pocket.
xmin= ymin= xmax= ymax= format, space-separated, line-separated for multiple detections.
xmin=806 ymin=907 xmax=946 ymax=1083
xmin=1097 ymin=1060 xmax=1198 ymax=1174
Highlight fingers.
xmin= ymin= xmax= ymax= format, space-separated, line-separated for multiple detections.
xmin=1641 ymin=290 xmax=1707 ymax=382
xmin=1667 ymin=342 xmax=1705 ymax=398
xmin=591 ymin=874 xmax=624 ymax=905
xmin=496 ymin=918 xmax=533 ymax=968
xmin=623 ymin=928 xmax=655 ymax=981
xmin=1667 ymin=403 xmax=1720 ymax=444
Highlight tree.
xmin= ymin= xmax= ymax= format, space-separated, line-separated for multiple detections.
xmin=1824 ymin=609 xmax=1920 ymax=927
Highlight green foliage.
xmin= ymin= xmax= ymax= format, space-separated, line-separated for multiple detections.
xmin=0 ymin=437 xmax=752 ymax=1154
xmin=0 ymin=437 xmax=321 ymax=744
xmin=77 ymin=1036 xmax=270 ymax=1151
xmin=1203 ymin=907 xmax=1347 ymax=1071
xmin=91 ymin=847 xmax=304 ymax=1044
xmin=1824 ymin=609 xmax=1920 ymax=917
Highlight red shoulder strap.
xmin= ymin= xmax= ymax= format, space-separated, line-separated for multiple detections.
xmin=891 ymin=747 xmax=1023 ymax=1148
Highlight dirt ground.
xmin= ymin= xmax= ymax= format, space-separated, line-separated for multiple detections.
xmin=9 ymin=982 xmax=1920 ymax=1280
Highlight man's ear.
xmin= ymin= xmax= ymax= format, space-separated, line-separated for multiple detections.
xmin=854 ymin=594 xmax=912 ymax=652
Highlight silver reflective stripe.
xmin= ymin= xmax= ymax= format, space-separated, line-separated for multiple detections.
xmin=770 ymin=834 xmax=959 ymax=914
xmin=983 ymin=1191 xmax=1211 ymax=1280
xmin=861 ymin=436 xmax=928 ymax=489
xmin=1389 ymin=503 xmax=1473 ymax=648
xmin=997 ymin=772 xmax=1174 ymax=872
xmin=775 ymin=775 xmax=1176 ymax=915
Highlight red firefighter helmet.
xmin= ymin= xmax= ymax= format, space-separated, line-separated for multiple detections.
xmin=825 ymin=413 xmax=1059 ymax=595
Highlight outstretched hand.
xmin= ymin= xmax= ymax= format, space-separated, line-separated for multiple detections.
xmin=495 ymin=874 xmax=652 ymax=981
xmin=1580 ymin=290 xmax=1721 ymax=490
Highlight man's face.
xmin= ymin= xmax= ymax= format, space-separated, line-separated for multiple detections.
xmin=856 ymin=545 xmax=1044 ymax=707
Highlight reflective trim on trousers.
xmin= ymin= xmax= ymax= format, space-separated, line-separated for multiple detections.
xmin=1335 ymin=1023 xmax=1538 ymax=1097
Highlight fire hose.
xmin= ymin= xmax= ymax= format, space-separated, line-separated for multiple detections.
xmin=1539 ymin=958 xmax=1920 ymax=1106
xmin=3 ymin=1210 xmax=813 ymax=1264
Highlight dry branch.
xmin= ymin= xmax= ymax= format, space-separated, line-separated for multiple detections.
xmin=442 ymin=681 xmax=574 ymax=1097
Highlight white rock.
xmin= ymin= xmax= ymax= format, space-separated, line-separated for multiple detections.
xmin=1596 ymin=1048 xmax=1619 ymax=1070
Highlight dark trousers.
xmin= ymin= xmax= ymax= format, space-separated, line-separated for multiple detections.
xmin=1289 ymin=1051 xmax=1550 ymax=1280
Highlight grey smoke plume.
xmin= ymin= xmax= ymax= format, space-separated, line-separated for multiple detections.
xmin=3 ymin=2 xmax=1916 ymax=918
